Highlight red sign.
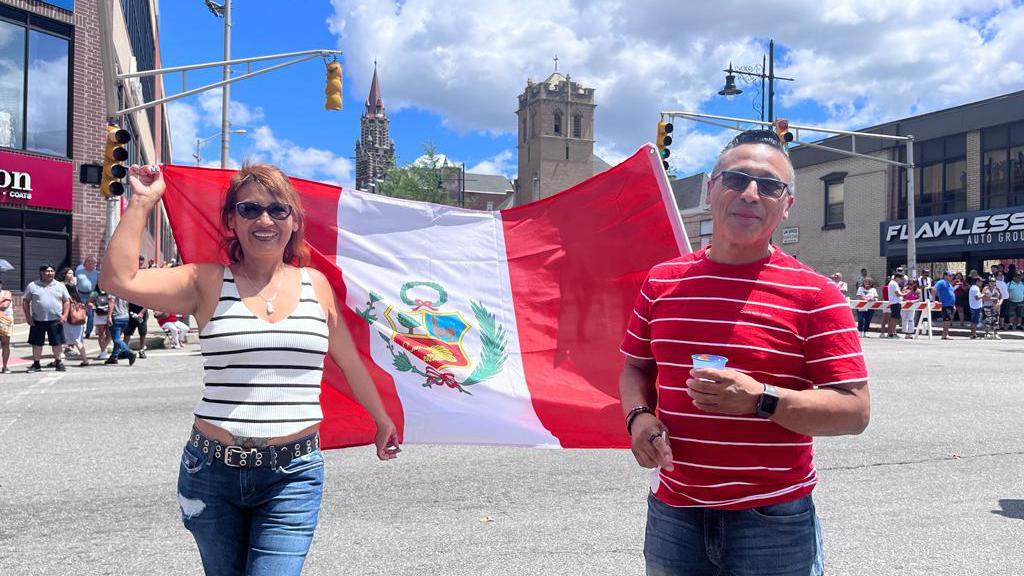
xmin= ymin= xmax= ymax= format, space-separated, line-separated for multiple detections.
xmin=0 ymin=149 xmax=73 ymax=211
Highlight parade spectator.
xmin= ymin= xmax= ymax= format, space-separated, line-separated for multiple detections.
xmin=995 ymin=272 xmax=1010 ymax=330
xmin=59 ymin=267 xmax=90 ymax=366
xmin=102 ymin=162 xmax=399 ymax=573
xmin=968 ymin=275 xmax=984 ymax=339
xmin=982 ymin=278 xmax=1003 ymax=339
xmin=932 ymin=271 xmax=956 ymax=340
xmin=105 ymin=290 xmax=137 ymax=366
xmin=855 ymin=268 xmax=868 ymax=291
xmin=76 ymin=255 xmax=100 ymax=338
xmin=619 ymin=129 xmax=868 ymax=575
xmin=23 ymin=265 xmax=69 ymax=373
xmin=918 ymin=268 xmax=932 ymax=290
xmin=1008 ymin=272 xmax=1024 ymax=330
xmin=901 ymin=279 xmax=921 ymax=338
xmin=156 ymin=311 xmax=189 ymax=348
xmin=832 ymin=272 xmax=848 ymax=295
xmin=123 ymin=256 xmax=150 ymax=359
xmin=90 ymin=285 xmax=112 ymax=360
xmin=856 ymin=277 xmax=878 ymax=336
xmin=0 ymin=279 xmax=12 ymax=373
xmin=954 ymin=272 xmax=969 ymax=327
xmin=884 ymin=271 xmax=904 ymax=338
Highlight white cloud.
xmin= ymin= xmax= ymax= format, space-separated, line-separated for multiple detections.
xmin=466 ymin=149 xmax=515 ymax=177
xmin=167 ymin=95 xmax=352 ymax=186
xmin=328 ymin=0 xmax=1024 ymax=172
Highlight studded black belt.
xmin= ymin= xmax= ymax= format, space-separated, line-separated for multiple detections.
xmin=188 ymin=427 xmax=320 ymax=469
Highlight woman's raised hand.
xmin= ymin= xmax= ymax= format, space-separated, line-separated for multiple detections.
xmin=127 ymin=164 xmax=167 ymax=208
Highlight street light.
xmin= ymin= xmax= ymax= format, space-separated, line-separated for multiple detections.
xmin=194 ymin=129 xmax=246 ymax=165
xmin=717 ymin=40 xmax=794 ymax=122
xmin=203 ymin=0 xmax=232 ymax=168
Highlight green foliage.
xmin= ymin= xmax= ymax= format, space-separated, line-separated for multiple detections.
xmin=462 ymin=301 xmax=508 ymax=387
xmin=374 ymin=142 xmax=454 ymax=205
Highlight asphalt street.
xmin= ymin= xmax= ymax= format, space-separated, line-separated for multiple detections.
xmin=1 ymin=337 xmax=1023 ymax=576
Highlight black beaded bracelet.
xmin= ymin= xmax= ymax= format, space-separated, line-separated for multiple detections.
xmin=625 ymin=405 xmax=654 ymax=435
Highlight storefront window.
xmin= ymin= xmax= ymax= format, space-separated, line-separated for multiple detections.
xmin=982 ymin=123 xmax=1024 ymax=209
xmin=26 ymin=30 xmax=68 ymax=157
xmin=898 ymin=134 xmax=967 ymax=218
xmin=0 ymin=208 xmax=70 ymax=291
xmin=0 ymin=11 xmax=70 ymax=158
xmin=0 ymin=19 xmax=26 ymax=150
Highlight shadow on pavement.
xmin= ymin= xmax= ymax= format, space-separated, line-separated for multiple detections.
xmin=992 ymin=499 xmax=1024 ymax=520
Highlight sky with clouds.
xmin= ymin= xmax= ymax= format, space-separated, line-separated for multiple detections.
xmin=159 ymin=0 xmax=1024 ymax=188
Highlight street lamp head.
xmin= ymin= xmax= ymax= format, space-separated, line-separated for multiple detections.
xmin=719 ymin=66 xmax=742 ymax=99
xmin=204 ymin=0 xmax=225 ymax=17
xmin=232 ymin=129 xmax=247 ymax=135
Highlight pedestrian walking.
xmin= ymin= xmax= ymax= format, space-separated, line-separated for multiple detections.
xmin=995 ymin=272 xmax=1010 ymax=330
xmin=0 ymin=279 xmax=12 ymax=373
xmin=982 ymin=278 xmax=1003 ymax=339
xmin=932 ymin=271 xmax=956 ymax=340
xmin=22 ymin=265 xmax=70 ymax=373
xmin=884 ymin=272 xmax=904 ymax=338
xmin=123 ymin=257 xmax=151 ymax=359
xmin=105 ymin=290 xmax=137 ymax=366
xmin=59 ymin=267 xmax=90 ymax=366
xmin=1008 ymin=272 xmax=1023 ymax=330
xmin=969 ymin=275 xmax=985 ymax=339
xmin=91 ymin=286 xmax=112 ymax=360
xmin=954 ymin=272 xmax=969 ymax=327
xmin=102 ymin=162 xmax=400 ymax=575
xmin=619 ymin=129 xmax=869 ymax=576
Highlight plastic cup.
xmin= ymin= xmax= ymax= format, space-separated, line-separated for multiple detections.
xmin=691 ymin=354 xmax=728 ymax=370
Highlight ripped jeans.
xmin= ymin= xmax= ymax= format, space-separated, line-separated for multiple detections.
xmin=177 ymin=440 xmax=324 ymax=576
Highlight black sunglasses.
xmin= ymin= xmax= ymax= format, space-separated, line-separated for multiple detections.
xmin=235 ymin=201 xmax=293 ymax=221
xmin=711 ymin=170 xmax=790 ymax=199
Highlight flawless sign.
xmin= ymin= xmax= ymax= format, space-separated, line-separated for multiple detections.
xmin=0 ymin=149 xmax=73 ymax=211
xmin=880 ymin=207 xmax=1024 ymax=256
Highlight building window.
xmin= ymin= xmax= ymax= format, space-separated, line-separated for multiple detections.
xmin=982 ymin=122 xmax=1024 ymax=209
xmin=823 ymin=172 xmax=845 ymax=227
xmin=572 ymin=114 xmax=582 ymax=138
xmin=897 ymin=134 xmax=968 ymax=218
xmin=0 ymin=207 xmax=71 ymax=291
xmin=0 ymin=10 xmax=71 ymax=157
xmin=553 ymin=111 xmax=562 ymax=136
xmin=699 ymin=219 xmax=713 ymax=236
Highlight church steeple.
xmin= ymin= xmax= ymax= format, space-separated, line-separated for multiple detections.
xmin=365 ymin=61 xmax=385 ymax=117
xmin=355 ymin=61 xmax=395 ymax=191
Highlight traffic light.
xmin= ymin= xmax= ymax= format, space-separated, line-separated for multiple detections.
xmin=774 ymin=118 xmax=794 ymax=148
xmin=656 ymin=120 xmax=673 ymax=170
xmin=100 ymin=124 xmax=130 ymax=197
xmin=325 ymin=60 xmax=343 ymax=111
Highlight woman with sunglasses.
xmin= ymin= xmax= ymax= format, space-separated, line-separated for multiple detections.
xmin=101 ymin=162 xmax=399 ymax=575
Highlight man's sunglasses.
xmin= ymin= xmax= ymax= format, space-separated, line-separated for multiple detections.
xmin=711 ymin=170 xmax=790 ymax=199
xmin=235 ymin=201 xmax=293 ymax=221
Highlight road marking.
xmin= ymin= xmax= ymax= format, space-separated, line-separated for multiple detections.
xmin=0 ymin=372 xmax=64 ymax=436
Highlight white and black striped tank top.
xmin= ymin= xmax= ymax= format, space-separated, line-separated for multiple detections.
xmin=195 ymin=267 xmax=329 ymax=438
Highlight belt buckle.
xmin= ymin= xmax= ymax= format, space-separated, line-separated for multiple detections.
xmin=224 ymin=446 xmax=259 ymax=467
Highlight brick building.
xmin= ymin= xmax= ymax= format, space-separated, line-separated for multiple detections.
xmin=0 ymin=0 xmax=171 ymax=313
xmin=774 ymin=90 xmax=1024 ymax=285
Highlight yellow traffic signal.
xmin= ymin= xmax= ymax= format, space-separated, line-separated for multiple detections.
xmin=325 ymin=60 xmax=343 ymax=111
xmin=656 ymin=120 xmax=673 ymax=170
xmin=774 ymin=118 xmax=794 ymax=148
xmin=100 ymin=124 xmax=130 ymax=197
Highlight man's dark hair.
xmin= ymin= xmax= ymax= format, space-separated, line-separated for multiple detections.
xmin=721 ymin=129 xmax=788 ymax=155
xmin=39 ymin=264 xmax=53 ymax=272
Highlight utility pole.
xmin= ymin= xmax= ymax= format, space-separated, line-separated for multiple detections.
xmin=220 ymin=0 xmax=232 ymax=168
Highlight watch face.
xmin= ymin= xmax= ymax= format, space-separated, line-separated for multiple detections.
xmin=756 ymin=389 xmax=779 ymax=418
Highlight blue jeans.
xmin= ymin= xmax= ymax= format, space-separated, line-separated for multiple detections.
xmin=109 ymin=318 xmax=130 ymax=357
xmin=856 ymin=310 xmax=874 ymax=333
xmin=177 ymin=440 xmax=324 ymax=576
xmin=644 ymin=493 xmax=824 ymax=576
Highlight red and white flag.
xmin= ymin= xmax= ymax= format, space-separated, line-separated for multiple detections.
xmin=161 ymin=145 xmax=688 ymax=449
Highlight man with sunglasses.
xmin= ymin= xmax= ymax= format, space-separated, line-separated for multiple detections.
xmin=620 ymin=129 xmax=870 ymax=576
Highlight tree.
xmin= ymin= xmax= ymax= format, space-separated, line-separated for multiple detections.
xmin=374 ymin=142 xmax=453 ymax=205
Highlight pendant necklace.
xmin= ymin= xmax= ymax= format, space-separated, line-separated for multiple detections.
xmin=239 ymin=266 xmax=282 ymax=315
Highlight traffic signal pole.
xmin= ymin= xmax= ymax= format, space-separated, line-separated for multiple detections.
xmin=220 ymin=0 xmax=231 ymax=169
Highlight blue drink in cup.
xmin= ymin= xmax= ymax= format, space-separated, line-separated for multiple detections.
xmin=691 ymin=354 xmax=728 ymax=370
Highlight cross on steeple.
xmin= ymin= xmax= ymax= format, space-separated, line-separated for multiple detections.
xmin=553 ymin=55 xmax=559 ymax=72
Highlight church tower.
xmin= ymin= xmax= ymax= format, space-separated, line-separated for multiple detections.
xmin=515 ymin=64 xmax=596 ymax=205
xmin=355 ymin=63 xmax=396 ymax=191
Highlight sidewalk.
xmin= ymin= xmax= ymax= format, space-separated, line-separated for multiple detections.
xmin=4 ymin=317 xmax=198 ymax=368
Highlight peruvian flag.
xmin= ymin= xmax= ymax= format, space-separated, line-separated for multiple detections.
xmin=160 ymin=145 xmax=688 ymax=449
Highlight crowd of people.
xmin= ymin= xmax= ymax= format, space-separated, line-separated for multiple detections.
xmin=836 ymin=263 xmax=1022 ymax=341
xmin=0 ymin=255 xmax=191 ymax=373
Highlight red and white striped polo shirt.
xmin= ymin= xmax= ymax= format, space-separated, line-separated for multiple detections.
xmin=620 ymin=245 xmax=867 ymax=510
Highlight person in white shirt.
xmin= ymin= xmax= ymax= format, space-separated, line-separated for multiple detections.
xmin=831 ymin=272 xmax=849 ymax=296
xmin=884 ymin=272 xmax=904 ymax=338
xmin=994 ymin=273 xmax=1010 ymax=329
xmin=968 ymin=275 xmax=985 ymax=339
xmin=855 ymin=277 xmax=879 ymax=336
